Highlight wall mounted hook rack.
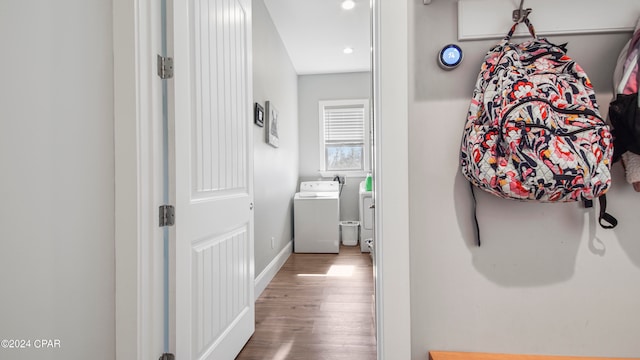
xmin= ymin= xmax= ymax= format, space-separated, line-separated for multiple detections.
xmin=512 ymin=0 xmax=532 ymax=22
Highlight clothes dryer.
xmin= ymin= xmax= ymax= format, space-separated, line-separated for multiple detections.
xmin=359 ymin=181 xmax=373 ymax=252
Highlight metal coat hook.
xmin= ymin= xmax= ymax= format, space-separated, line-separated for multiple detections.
xmin=512 ymin=0 xmax=532 ymax=23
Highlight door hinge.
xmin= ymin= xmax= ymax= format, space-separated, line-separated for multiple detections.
xmin=159 ymin=353 xmax=175 ymax=360
xmin=157 ymin=54 xmax=174 ymax=79
xmin=159 ymin=205 xmax=175 ymax=227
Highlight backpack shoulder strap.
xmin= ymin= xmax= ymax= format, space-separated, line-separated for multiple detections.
xmin=598 ymin=195 xmax=618 ymax=229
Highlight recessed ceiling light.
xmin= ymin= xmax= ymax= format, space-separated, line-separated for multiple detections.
xmin=343 ymin=47 xmax=354 ymax=54
xmin=341 ymin=0 xmax=355 ymax=10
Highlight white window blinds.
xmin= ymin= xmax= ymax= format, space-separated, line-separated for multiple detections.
xmin=318 ymin=99 xmax=370 ymax=174
xmin=324 ymin=105 xmax=365 ymax=144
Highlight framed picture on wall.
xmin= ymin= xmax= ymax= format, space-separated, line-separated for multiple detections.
xmin=254 ymin=102 xmax=265 ymax=127
xmin=266 ymin=101 xmax=279 ymax=148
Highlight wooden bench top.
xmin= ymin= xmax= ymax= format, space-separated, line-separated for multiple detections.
xmin=429 ymin=351 xmax=640 ymax=360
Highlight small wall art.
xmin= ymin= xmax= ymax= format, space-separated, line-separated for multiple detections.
xmin=254 ymin=102 xmax=264 ymax=127
xmin=265 ymin=101 xmax=279 ymax=148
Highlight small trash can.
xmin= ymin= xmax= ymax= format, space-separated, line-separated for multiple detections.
xmin=340 ymin=221 xmax=359 ymax=246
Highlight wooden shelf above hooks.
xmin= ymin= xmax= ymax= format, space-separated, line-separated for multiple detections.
xmin=458 ymin=0 xmax=640 ymax=41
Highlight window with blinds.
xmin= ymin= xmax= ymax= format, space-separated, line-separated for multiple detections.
xmin=319 ymin=99 xmax=370 ymax=174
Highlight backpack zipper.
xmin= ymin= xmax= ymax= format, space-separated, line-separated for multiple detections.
xmin=514 ymin=122 xmax=599 ymax=137
xmin=500 ymin=96 xmax=604 ymax=131
xmin=519 ymin=51 xmax=566 ymax=65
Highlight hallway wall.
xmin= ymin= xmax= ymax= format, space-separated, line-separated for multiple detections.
xmin=252 ymin=0 xmax=299 ymax=278
xmin=0 ymin=1 xmax=115 ymax=359
xmin=408 ymin=1 xmax=640 ymax=359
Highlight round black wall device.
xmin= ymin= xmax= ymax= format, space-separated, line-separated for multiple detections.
xmin=438 ymin=44 xmax=463 ymax=70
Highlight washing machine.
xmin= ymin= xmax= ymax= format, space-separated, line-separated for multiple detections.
xmin=294 ymin=181 xmax=340 ymax=253
xmin=359 ymin=181 xmax=373 ymax=252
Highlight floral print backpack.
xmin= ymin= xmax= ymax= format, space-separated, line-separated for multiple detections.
xmin=460 ymin=18 xmax=617 ymax=243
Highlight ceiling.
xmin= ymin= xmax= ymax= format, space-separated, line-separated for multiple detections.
xmin=262 ymin=0 xmax=371 ymax=75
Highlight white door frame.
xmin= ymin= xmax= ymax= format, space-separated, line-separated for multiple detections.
xmin=114 ymin=0 xmax=166 ymax=358
xmin=113 ymin=0 xmax=412 ymax=358
xmin=373 ymin=0 xmax=412 ymax=359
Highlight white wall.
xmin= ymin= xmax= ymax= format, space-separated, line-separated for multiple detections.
xmin=0 ymin=2 xmax=115 ymax=360
xmin=298 ymin=72 xmax=371 ymax=221
xmin=252 ymin=0 xmax=299 ymax=277
xmin=409 ymin=1 xmax=640 ymax=359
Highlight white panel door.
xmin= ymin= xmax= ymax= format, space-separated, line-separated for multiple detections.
xmin=171 ymin=0 xmax=254 ymax=359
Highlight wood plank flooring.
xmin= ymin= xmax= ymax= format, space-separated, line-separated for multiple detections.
xmin=236 ymin=245 xmax=376 ymax=360
xmin=429 ymin=352 xmax=640 ymax=360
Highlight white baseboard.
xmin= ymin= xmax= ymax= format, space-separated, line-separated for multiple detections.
xmin=254 ymin=241 xmax=292 ymax=300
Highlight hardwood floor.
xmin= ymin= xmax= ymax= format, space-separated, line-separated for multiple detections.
xmin=236 ymin=245 xmax=376 ymax=360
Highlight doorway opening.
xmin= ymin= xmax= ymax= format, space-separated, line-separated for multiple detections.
xmin=114 ymin=0 xmax=414 ymax=359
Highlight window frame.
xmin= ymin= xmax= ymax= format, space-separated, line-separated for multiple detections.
xmin=318 ymin=99 xmax=371 ymax=177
